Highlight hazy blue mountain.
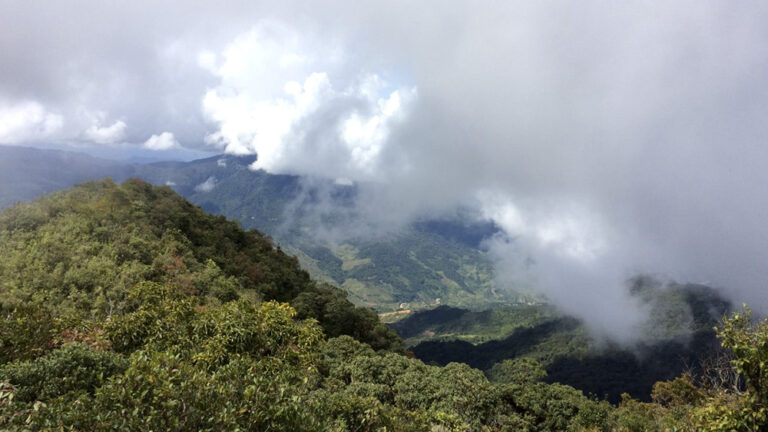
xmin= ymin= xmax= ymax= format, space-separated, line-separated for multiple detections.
xmin=0 ymin=146 xmax=134 ymax=208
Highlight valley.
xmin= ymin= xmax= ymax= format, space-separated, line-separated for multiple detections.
xmin=0 ymin=147 xmax=764 ymax=431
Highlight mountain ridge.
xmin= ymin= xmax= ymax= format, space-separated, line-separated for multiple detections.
xmin=0 ymin=145 xmax=513 ymax=311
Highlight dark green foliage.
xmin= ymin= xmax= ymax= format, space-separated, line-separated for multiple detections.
xmin=0 ymin=292 xmax=617 ymax=432
xmin=390 ymin=305 xmax=469 ymax=339
xmin=0 ymin=303 xmax=56 ymax=365
xmin=544 ymin=330 xmax=721 ymax=404
xmin=411 ymin=317 xmax=584 ymax=371
xmin=403 ymin=283 xmax=732 ymax=403
xmin=293 ymin=283 xmax=404 ymax=352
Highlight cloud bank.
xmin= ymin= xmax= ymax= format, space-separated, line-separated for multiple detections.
xmin=3 ymin=1 xmax=768 ymax=339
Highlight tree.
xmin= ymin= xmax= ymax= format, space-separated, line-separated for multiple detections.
xmin=696 ymin=306 xmax=768 ymax=431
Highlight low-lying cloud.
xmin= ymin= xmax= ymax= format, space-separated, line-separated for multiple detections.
xmin=194 ymin=176 xmax=218 ymax=193
xmin=144 ymin=132 xmax=180 ymax=150
xmin=84 ymin=120 xmax=127 ymax=145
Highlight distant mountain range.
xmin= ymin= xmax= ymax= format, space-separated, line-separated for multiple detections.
xmin=0 ymin=145 xmax=524 ymax=310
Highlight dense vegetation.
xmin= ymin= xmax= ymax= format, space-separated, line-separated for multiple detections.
xmin=133 ymin=154 xmax=513 ymax=310
xmin=1 ymin=180 xmax=767 ymax=431
xmin=0 ymin=178 xmax=401 ymax=353
xmin=0 ymin=146 xmax=518 ymax=311
xmin=396 ymin=283 xmax=732 ymax=404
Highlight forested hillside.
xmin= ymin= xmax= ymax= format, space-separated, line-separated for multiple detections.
xmin=133 ymin=154 xmax=512 ymax=310
xmin=395 ymin=284 xmax=732 ymax=403
xmin=1 ymin=180 xmax=767 ymax=431
xmin=0 ymin=146 xmax=514 ymax=311
xmin=0 ymin=178 xmax=400 ymax=351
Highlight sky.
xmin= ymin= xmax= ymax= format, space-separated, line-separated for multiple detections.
xmin=2 ymin=1 xmax=768 ymax=339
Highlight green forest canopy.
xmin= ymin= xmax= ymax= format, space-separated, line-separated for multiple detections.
xmin=0 ymin=179 xmax=766 ymax=431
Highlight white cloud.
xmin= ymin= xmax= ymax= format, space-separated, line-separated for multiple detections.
xmin=194 ymin=176 xmax=217 ymax=193
xmin=196 ymin=50 xmax=218 ymax=74
xmin=200 ymin=24 xmax=416 ymax=181
xmin=84 ymin=119 xmax=126 ymax=144
xmin=0 ymin=101 xmax=63 ymax=144
xmin=478 ymin=192 xmax=647 ymax=339
xmin=143 ymin=131 xmax=179 ymax=150
xmin=334 ymin=177 xmax=353 ymax=186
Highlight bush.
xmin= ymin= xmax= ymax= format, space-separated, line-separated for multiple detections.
xmin=0 ymin=343 xmax=127 ymax=402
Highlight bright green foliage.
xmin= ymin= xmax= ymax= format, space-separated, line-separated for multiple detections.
xmin=105 ymin=281 xmax=198 ymax=353
xmin=322 ymin=336 xmax=517 ymax=430
xmin=693 ymin=307 xmax=768 ymax=431
xmin=487 ymin=357 xmax=548 ymax=385
xmin=319 ymin=335 xmax=613 ymax=431
xmin=4 ymin=179 xmax=768 ymax=431
xmin=192 ymin=300 xmax=324 ymax=370
xmin=716 ymin=307 xmax=768 ymax=407
xmin=0 ymin=179 xmax=401 ymax=352
xmin=612 ymin=382 xmax=701 ymax=432
xmin=0 ymin=343 xmax=127 ymax=402
xmin=0 ymin=178 xmax=285 ymax=316
xmin=651 ymin=374 xmax=705 ymax=408
xmin=0 ymin=146 xmax=519 ymax=312
xmin=0 ymin=294 xmax=618 ymax=431
xmin=1 ymin=299 xmax=328 ymax=431
xmin=499 ymin=381 xmax=613 ymax=431
xmin=613 ymin=393 xmax=667 ymax=432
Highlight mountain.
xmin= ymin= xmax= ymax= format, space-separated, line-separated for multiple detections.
xmin=1 ymin=180 xmax=765 ymax=431
xmin=0 ymin=180 xmax=621 ymax=430
xmin=392 ymin=282 xmax=732 ymax=403
xmin=0 ymin=145 xmax=134 ymax=209
xmin=0 ymin=146 xmax=514 ymax=311
xmin=0 ymin=178 xmax=401 ymax=352
xmin=133 ymin=154 xmax=514 ymax=310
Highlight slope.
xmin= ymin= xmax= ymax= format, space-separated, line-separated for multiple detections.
xmin=394 ymin=282 xmax=732 ymax=403
xmin=0 ymin=180 xmax=613 ymax=431
xmin=0 ymin=178 xmax=401 ymax=352
xmin=0 ymin=146 xmax=514 ymax=311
